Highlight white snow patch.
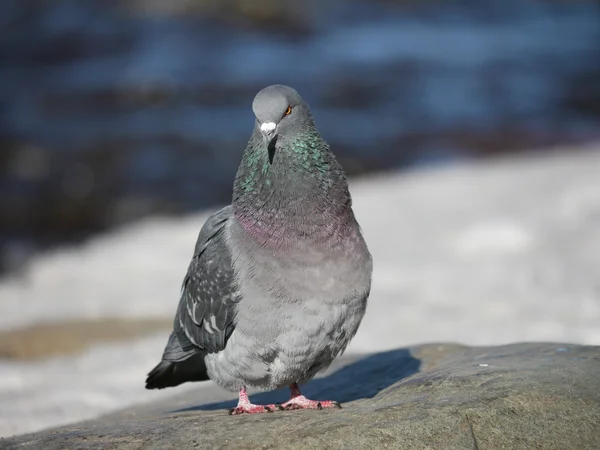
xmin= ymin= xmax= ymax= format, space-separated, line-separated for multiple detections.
xmin=0 ymin=333 xmax=199 ymax=438
xmin=558 ymin=184 xmax=600 ymax=223
xmin=454 ymin=219 xmax=534 ymax=257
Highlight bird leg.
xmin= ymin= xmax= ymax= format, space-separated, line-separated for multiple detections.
xmin=279 ymin=383 xmax=342 ymax=410
xmin=228 ymin=387 xmax=277 ymax=415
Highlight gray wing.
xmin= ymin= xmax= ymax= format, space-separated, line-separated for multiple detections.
xmin=174 ymin=205 xmax=241 ymax=354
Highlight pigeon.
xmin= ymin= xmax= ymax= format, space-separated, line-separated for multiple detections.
xmin=146 ymin=85 xmax=372 ymax=414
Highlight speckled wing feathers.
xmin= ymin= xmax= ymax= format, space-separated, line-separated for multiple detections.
xmin=175 ymin=206 xmax=241 ymax=354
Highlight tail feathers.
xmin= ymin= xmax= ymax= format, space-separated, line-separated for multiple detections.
xmin=145 ymin=353 xmax=209 ymax=390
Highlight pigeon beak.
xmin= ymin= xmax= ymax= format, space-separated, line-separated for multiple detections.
xmin=260 ymin=122 xmax=278 ymax=164
xmin=260 ymin=121 xmax=277 ymax=140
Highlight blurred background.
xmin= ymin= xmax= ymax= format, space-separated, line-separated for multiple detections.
xmin=1 ymin=0 xmax=600 ymax=439
xmin=1 ymin=0 xmax=599 ymax=275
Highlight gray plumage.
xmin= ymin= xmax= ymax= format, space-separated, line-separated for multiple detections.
xmin=146 ymin=85 xmax=372 ymax=395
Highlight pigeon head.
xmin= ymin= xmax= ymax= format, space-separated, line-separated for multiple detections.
xmin=252 ymin=85 xmax=309 ymax=146
xmin=234 ymin=84 xmax=352 ymax=240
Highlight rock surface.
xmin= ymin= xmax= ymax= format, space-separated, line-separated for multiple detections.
xmin=4 ymin=343 xmax=599 ymax=449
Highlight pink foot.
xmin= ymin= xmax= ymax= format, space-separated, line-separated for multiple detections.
xmin=278 ymin=383 xmax=342 ymax=411
xmin=228 ymin=387 xmax=276 ymax=415
xmin=280 ymin=395 xmax=341 ymax=411
xmin=228 ymin=403 xmax=275 ymax=415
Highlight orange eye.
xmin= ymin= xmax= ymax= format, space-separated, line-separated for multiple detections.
xmin=284 ymin=105 xmax=292 ymax=116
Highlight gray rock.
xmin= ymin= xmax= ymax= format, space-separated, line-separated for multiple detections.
xmin=4 ymin=343 xmax=599 ymax=449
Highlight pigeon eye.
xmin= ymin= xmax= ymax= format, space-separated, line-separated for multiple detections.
xmin=284 ymin=106 xmax=292 ymax=117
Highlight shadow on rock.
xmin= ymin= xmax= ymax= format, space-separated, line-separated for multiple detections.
xmin=177 ymin=348 xmax=420 ymax=412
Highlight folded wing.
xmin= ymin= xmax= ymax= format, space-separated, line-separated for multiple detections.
xmin=146 ymin=206 xmax=241 ymax=389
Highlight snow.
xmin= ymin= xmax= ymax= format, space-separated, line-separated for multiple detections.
xmin=1 ymin=144 xmax=600 ymax=437
xmin=454 ymin=219 xmax=534 ymax=256
xmin=0 ymin=334 xmax=198 ymax=438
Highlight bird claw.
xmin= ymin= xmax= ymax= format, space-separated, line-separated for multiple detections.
xmin=280 ymin=395 xmax=342 ymax=411
xmin=228 ymin=403 xmax=275 ymax=415
xmin=227 ymin=387 xmax=341 ymax=415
